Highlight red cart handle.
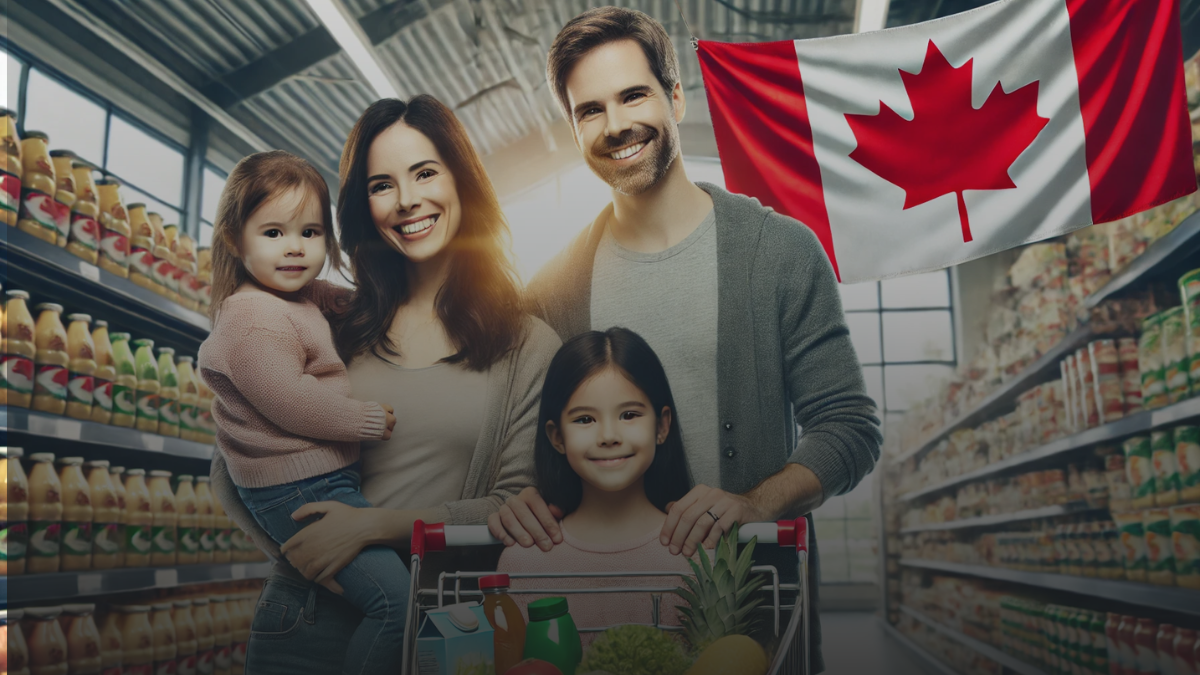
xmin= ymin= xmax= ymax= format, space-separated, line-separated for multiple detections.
xmin=775 ymin=517 xmax=809 ymax=553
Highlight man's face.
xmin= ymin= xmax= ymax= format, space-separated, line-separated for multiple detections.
xmin=564 ymin=40 xmax=684 ymax=196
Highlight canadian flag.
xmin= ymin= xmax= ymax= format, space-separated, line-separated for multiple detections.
xmin=697 ymin=0 xmax=1196 ymax=282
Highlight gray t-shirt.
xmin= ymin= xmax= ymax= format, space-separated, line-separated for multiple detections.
xmin=347 ymin=355 xmax=488 ymax=510
xmin=590 ymin=209 xmax=720 ymax=488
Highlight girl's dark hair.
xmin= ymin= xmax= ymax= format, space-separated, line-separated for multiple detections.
xmin=332 ymin=95 xmax=524 ymax=369
xmin=536 ymin=327 xmax=692 ymax=515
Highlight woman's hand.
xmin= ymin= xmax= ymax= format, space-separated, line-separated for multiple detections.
xmin=280 ymin=502 xmax=394 ymax=593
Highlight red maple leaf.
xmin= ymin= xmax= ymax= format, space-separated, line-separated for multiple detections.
xmin=845 ymin=40 xmax=1049 ymax=243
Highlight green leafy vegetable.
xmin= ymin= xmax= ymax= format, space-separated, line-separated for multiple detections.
xmin=579 ymin=625 xmax=692 ymax=675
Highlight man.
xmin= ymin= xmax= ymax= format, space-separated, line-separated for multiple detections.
xmin=489 ymin=7 xmax=882 ymax=670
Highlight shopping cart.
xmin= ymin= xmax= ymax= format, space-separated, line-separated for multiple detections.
xmin=400 ymin=518 xmax=810 ymax=675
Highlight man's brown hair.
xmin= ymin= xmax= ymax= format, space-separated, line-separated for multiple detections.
xmin=546 ymin=6 xmax=681 ymax=123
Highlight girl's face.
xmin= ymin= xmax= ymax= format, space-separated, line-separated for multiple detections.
xmin=547 ymin=367 xmax=671 ymax=497
xmin=239 ymin=187 xmax=327 ymax=295
xmin=365 ymin=122 xmax=462 ymax=265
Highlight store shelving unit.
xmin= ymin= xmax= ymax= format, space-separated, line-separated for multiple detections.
xmin=899 ymin=504 xmax=1103 ymax=534
xmin=882 ymin=621 xmax=965 ymax=675
xmin=2 ymin=407 xmax=214 ymax=460
xmin=1084 ymin=209 xmax=1200 ymax=309
xmin=899 ymin=606 xmax=1046 ymax=675
xmin=1 ymin=562 xmax=272 ymax=605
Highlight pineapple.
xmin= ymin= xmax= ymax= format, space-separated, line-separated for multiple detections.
xmin=675 ymin=523 xmax=767 ymax=652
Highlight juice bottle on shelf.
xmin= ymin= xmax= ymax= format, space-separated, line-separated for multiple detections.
xmin=95 ymin=180 xmax=130 ymax=279
xmin=480 ymin=574 xmax=527 ymax=675
xmin=109 ymin=333 xmax=137 ymax=428
xmin=1159 ymin=624 xmax=1178 ymax=675
xmin=229 ymin=528 xmax=246 ymax=564
xmin=126 ymin=204 xmax=159 ymax=293
xmin=49 ymin=152 xmax=76 ymax=242
xmin=19 ymin=131 xmax=55 ymax=194
xmin=97 ymin=610 xmax=122 ymax=675
xmin=57 ymin=457 xmax=93 ymax=572
xmin=117 ymin=606 xmax=153 ymax=675
xmin=122 ymin=469 xmax=152 ymax=568
xmin=151 ymin=219 xmax=179 ymax=305
xmin=175 ymin=475 xmax=199 ymax=566
xmin=228 ymin=597 xmax=249 ymax=675
xmin=28 ymin=452 xmax=63 ymax=574
xmin=1135 ymin=618 xmax=1160 ymax=675
xmin=209 ymin=598 xmax=231 ymax=675
xmin=212 ymin=495 xmax=232 ymax=565
xmin=67 ymin=161 xmax=101 ymax=265
xmin=25 ymin=606 xmax=69 ymax=675
xmin=191 ymin=599 xmax=214 ymax=675
xmin=89 ymin=320 xmax=114 ymax=425
xmin=64 ymin=314 xmax=96 ymax=421
xmin=196 ymin=379 xmax=215 ymax=442
xmin=1 ymin=107 xmax=21 ymax=178
xmin=7 ymin=609 xmax=32 ymax=675
xmin=156 ymin=348 xmax=180 ymax=438
xmin=172 ymin=601 xmax=197 ymax=675
xmin=149 ymin=604 xmax=176 ymax=675
xmin=85 ymin=460 xmax=119 ymax=570
xmin=147 ymin=470 xmax=176 ymax=567
xmin=107 ymin=466 xmax=127 ymax=568
xmin=3 ymin=289 xmax=37 ymax=408
xmin=17 ymin=132 xmax=63 ymax=246
xmin=3 ymin=446 xmax=30 ymax=575
xmin=176 ymin=357 xmax=199 ymax=443
xmin=133 ymin=339 xmax=160 ymax=434
xmin=32 ymin=303 xmax=69 ymax=416
xmin=193 ymin=476 xmax=216 ymax=564
xmin=1174 ymin=628 xmax=1198 ymax=675
xmin=62 ymin=604 xmax=102 ymax=675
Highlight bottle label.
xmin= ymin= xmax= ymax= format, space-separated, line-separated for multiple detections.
xmin=196 ymin=649 xmax=215 ymax=675
xmin=71 ymin=213 xmax=101 ymax=250
xmin=126 ymin=524 xmax=152 ymax=555
xmin=35 ymin=363 xmax=69 ymax=400
xmin=68 ymin=371 xmax=95 ymax=405
xmin=113 ymin=383 xmax=137 ymax=415
xmin=29 ymin=520 xmax=62 ymax=557
xmin=178 ymin=655 xmax=197 ymax=675
xmin=137 ymin=390 xmax=160 ymax=420
xmin=94 ymin=522 xmax=121 ymax=554
xmin=179 ymin=526 xmax=199 ymax=554
xmin=1 ymin=521 xmax=28 ymax=561
xmin=1127 ymin=455 xmax=1156 ymax=499
xmin=2 ymin=354 xmax=35 ymax=394
xmin=94 ymin=377 xmax=114 ymax=412
xmin=151 ymin=525 xmax=177 ymax=554
xmin=62 ymin=520 xmax=93 ymax=556
xmin=200 ymin=528 xmax=215 ymax=553
xmin=154 ymin=658 xmax=177 ymax=675
xmin=217 ymin=529 xmax=232 ymax=552
xmin=215 ymin=646 xmax=232 ymax=670
xmin=100 ymin=229 xmax=130 ymax=266
xmin=130 ymin=243 xmax=156 ymax=276
xmin=23 ymin=190 xmax=69 ymax=235
xmin=160 ymin=397 xmax=180 ymax=424
xmin=0 ymin=172 xmax=19 ymax=213
xmin=179 ymin=403 xmax=198 ymax=431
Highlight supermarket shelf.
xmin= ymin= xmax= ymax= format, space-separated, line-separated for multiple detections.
xmin=2 ymin=406 xmax=214 ymax=460
xmin=2 ymin=562 xmax=272 ymax=605
xmin=893 ymin=325 xmax=1093 ymax=464
xmin=1085 ymin=208 xmax=1200 ymax=309
xmin=898 ymin=559 xmax=1200 ymax=617
xmin=899 ymin=606 xmax=1046 ymax=675
xmin=881 ymin=619 xmax=963 ymax=675
xmin=898 ymin=395 xmax=1200 ymax=502
xmin=1 ymin=225 xmax=210 ymax=348
xmin=899 ymin=504 xmax=1103 ymax=534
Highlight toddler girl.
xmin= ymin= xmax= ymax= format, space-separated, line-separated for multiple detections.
xmin=197 ymin=150 xmax=405 ymax=675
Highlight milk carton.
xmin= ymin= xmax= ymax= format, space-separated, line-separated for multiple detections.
xmin=416 ymin=602 xmax=494 ymax=675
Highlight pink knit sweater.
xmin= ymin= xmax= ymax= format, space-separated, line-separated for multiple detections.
xmin=197 ymin=284 xmax=387 ymax=488
xmin=496 ymin=523 xmax=702 ymax=646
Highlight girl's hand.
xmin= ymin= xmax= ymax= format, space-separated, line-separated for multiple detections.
xmin=381 ymin=404 xmax=396 ymax=440
xmin=280 ymin=501 xmax=392 ymax=590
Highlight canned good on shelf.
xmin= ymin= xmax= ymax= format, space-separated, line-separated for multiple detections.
xmin=1169 ymin=503 xmax=1200 ymax=590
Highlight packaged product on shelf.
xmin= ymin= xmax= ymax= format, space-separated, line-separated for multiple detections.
xmin=48 ymin=150 xmax=76 ymax=221
xmin=197 ymin=247 xmax=212 ymax=308
xmin=90 ymin=320 xmax=114 ymax=425
xmin=196 ymin=378 xmax=215 ymax=441
xmin=1182 ymin=268 xmax=1200 ymax=306
xmin=70 ymin=160 xmax=97 ymax=216
xmin=109 ymin=333 xmax=137 ymax=428
xmin=1124 ymin=435 xmax=1157 ymax=509
xmin=32 ymin=302 xmax=69 ymax=415
xmin=1 ymin=108 xmax=21 ymax=176
xmin=1106 ymin=451 xmax=1133 ymax=513
xmin=67 ymin=161 xmax=100 ymax=265
xmin=147 ymin=470 xmax=177 ymax=567
xmin=1159 ymin=625 xmax=1179 ymax=675
xmin=177 ymin=356 xmax=200 ymax=442
xmin=1152 ymin=429 xmax=1182 ymax=507
xmin=18 ymin=187 xmax=71 ymax=248
xmin=1175 ymin=628 xmax=1199 ymax=675
xmin=26 ymin=606 xmax=69 ymax=675
xmin=1101 ymin=521 xmax=1125 ymax=580
xmin=1119 ymin=336 xmax=1145 ymax=414
xmin=58 ymin=457 xmax=94 ymax=571
xmin=1140 ymin=313 xmax=1170 ymax=409
xmin=1171 ymin=503 xmax=1200 ymax=590
xmin=156 ymin=347 xmax=180 ymax=437
xmin=95 ymin=180 xmax=130 ymax=279
xmin=212 ymin=495 xmax=231 ymax=565
xmin=133 ymin=339 xmax=160 ymax=434
xmin=108 ymin=466 xmax=127 ymax=569
xmin=27 ymin=453 xmax=63 ymax=574
xmin=19 ymin=131 xmax=56 ymax=196
xmin=3 ymin=447 xmax=29 ymax=576
xmin=63 ymin=604 xmax=102 ymax=675
xmin=1 ymin=167 xmax=19 ymax=227
xmin=175 ymin=475 xmax=199 ymax=566
xmin=155 ymin=221 xmax=183 ymax=305
xmin=1143 ymin=507 xmax=1176 ymax=586
xmin=1075 ymin=346 xmax=1101 ymax=427
xmin=122 ymin=469 xmax=152 ymax=568
xmin=118 ymin=605 xmax=154 ymax=675
xmin=1113 ymin=510 xmax=1149 ymax=582
xmin=1090 ymin=339 xmax=1126 ymax=423
xmin=192 ymin=599 xmax=214 ymax=675
xmin=150 ymin=603 xmax=177 ymax=675
xmin=98 ymin=609 xmax=123 ymax=675
xmin=194 ymin=476 xmax=215 ymax=564
xmin=173 ymin=600 xmax=197 ymax=675
xmin=3 ymin=289 xmax=37 ymax=408
xmin=1189 ymin=298 xmax=1200 ymax=392
xmin=1135 ymin=619 xmax=1162 ymax=675
xmin=87 ymin=460 xmax=120 ymax=570
xmin=1060 ymin=359 xmax=1078 ymax=434
xmin=64 ymin=313 xmax=96 ymax=421
xmin=1162 ymin=306 xmax=1192 ymax=403
xmin=229 ymin=596 xmax=250 ymax=675
xmin=1178 ymin=425 xmax=1200 ymax=503
xmin=209 ymin=597 xmax=232 ymax=675
xmin=3 ymin=611 xmax=29 ymax=675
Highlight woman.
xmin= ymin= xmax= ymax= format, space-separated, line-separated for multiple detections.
xmin=209 ymin=95 xmax=561 ymax=674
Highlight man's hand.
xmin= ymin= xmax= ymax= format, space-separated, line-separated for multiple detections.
xmin=660 ymin=485 xmax=770 ymax=556
xmin=381 ymin=404 xmax=396 ymax=441
xmin=487 ymin=487 xmax=564 ymax=551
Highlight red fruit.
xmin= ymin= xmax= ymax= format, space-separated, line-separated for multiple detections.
xmin=503 ymin=660 xmax=563 ymax=675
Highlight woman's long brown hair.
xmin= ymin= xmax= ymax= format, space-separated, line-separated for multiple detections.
xmin=333 ymin=95 xmax=524 ymax=369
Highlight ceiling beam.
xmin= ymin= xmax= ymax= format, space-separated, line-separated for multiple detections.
xmin=201 ymin=27 xmax=342 ymax=108
xmin=479 ymin=0 xmax=556 ymax=153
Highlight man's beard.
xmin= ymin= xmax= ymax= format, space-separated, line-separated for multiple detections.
xmin=585 ymin=120 xmax=680 ymax=196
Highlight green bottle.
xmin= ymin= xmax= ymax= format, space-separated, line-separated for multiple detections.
xmin=110 ymin=333 xmax=138 ymax=428
xmin=133 ymin=338 xmax=160 ymax=433
xmin=156 ymin=347 xmax=180 ymax=437
xmin=523 ymin=597 xmax=582 ymax=675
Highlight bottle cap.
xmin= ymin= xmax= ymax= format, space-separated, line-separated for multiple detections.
xmin=63 ymin=603 xmax=96 ymax=615
xmin=192 ymin=598 xmax=209 ymax=606
xmin=110 ymin=332 xmax=131 ymax=341
xmin=527 ymin=597 xmax=569 ymax=622
xmin=66 ymin=313 xmax=92 ymax=323
xmin=126 ymin=468 xmax=146 ymax=476
xmin=178 ymin=474 xmax=194 ymax=482
xmin=3 ymin=447 xmax=23 ymax=458
xmin=5 ymin=290 xmax=30 ymax=300
xmin=109 ymin=465 xmax=126 ymax=474
xmin=34 ymin=302 xmax=63 ymax=313
xmin=126 ymin=202 xmax=146 ymax=210
xmin=49 ymin=149 xmax=77 ymax=159
xmin=24 ymin=606 xmax=64 ymax=619
xmin=29 ymin=452 xmax=56 ymax=463
xmin=478 ymin=574 xmax=510 ymax=591
xmin=157 ymin=346 xmax=175 ymax=355
xmin=196 ymin=476 xmax=210 ymax=483
xmin=58 ymin=456 xmax=84 ymax=466
xmin=23 ymin=130 xmax=49 ymax=141
xmin=150 ymin=469 xmax=172 ymax=477
xmin=152 ymin=603 xmax=173 ymax=611
xmin=85 ymin=459 xmax=111 ymax=468
xmin=174 ymin=600 xmax=193 ymax=609
xmin=133 ymin=338 xmax=155 ymax=348
xmin=115 ymin=605 xmax=151 ymax=613
xmin=178 ymin=356 xmax=195 ymax=363
xmin=94 ymin=320 xmax=108 ymax=328
xmin=210 ymin=595 xmax=226 ymax=602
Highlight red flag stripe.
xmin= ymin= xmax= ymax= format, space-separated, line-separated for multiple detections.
xmin=1066 ymin=0 xmax=1195 ymax=222
xmin=697 ymin=40 xmax=840 ymax=280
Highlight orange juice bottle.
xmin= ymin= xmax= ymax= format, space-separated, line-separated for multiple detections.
xmin=107 ymin=466 xmax=127 ymax=568
xmin=480 ymin=574 xmax=527 ymax=674
xmin=95 ymin=180 xmax=130 ymax=279
xmin=150 ymin=604 xmax=176 ymax=675
xmin=89 ymin=320 xmax=114 ymax=425
xmin=86 ymin=460 xmax=119 ymax=570
xmin=176 ymin=357 xmax=199 ymax=443
xmin=7 ymin=608 xmax=32 ymax=675
xmin=122 ymin=469 xmax=152 ymax=568
xmin=56 ymin=457 xmax=93 ymax=571
xmin=109 ymin=333 xmax=137 ymax=428
xmin=212 ymin=495 xmax=232 ymax=565
xmin=172 ymin=601 xmax=197 ymax=675
xmin=117 ymin=606 xmax=153 ymax=675
xmin=25 ymin=606 xmax=68 ymax=675
xmin=64 ymin=314 xmax=96 ymax=421
xmin=175 ymin=475 xmax=198 ymax=566
xmin=227 ymin=597 xmax=248 ymax=675
xmin=133 ymin=339 xmax=159 ymax=434
xmin=126 ymin=204 xmax=159 ymax=294
xmin=191 ymin=599 xmax=213 ymax=675
xmin=27 ymin=452 xmax=63 ymax=574
xmin=97 ymin=610 xmax=123 ymax=675
xmin=193 ymin=476 xmax=215 ymax=564
xmin=209 ymin=598 xmax=230 ymax=675
xmin=147 ymin=471 xmax=176 ymax=567
xmin=62 ymin=603 xmax=102 ymax=675
xmin=195 ymin=379 xmax=215 ymax=442
xmin=3 ymin=446 xmax=30 ymax=575
xmin=32 ymin=303 xmax=69 ymax=415
xmin=156 ymin=348 xmax=179 ymax=438
xmin=3 ymin=289 xmax=38 ymax=407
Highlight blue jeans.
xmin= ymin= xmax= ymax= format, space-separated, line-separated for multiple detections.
xmin=237 ymin=465 xmax=410 ymax=675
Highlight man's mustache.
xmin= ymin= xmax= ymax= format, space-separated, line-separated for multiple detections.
xmin=593 ymin=126 xmax=657 ymax=154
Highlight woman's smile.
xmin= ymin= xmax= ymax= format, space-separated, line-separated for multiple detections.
xmin=395 ymin=214 xmax=439 ymax=240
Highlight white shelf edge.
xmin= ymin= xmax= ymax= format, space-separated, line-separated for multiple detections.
xmin=899 ymin=504 xmax=1101 ymax=534
xmin=899 ymin=605 xmax=1047 ymax=675
xmin=2 ymin=562 xmax=273 ymax=604
xmin=2 ymin=406 xmax=215 ymax=461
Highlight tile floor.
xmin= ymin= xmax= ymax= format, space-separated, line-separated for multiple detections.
xmin=819 ymin=612 xmax=942 ymax=675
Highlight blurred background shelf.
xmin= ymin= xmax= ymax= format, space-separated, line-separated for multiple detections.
xmin=881 ymin=621 xmax=964 ymax=675
xmin=899 ymin=503 xmax=1103 ymax=534
xmin=899 ymin=606 xmax=1046 ymax=675
xmin=2 ymin=562 xmax=272 ymax=605
xmin=1084 ymin=209 xmax=1200 ymax=309
xmin=2 ymin=406 xmax=214 ymax=461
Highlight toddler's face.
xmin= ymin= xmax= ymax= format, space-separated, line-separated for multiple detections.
xmin=239 ymin=188 xmax=327 ymax=295
xmin=548 ymin=367 xmax=670 ymax=496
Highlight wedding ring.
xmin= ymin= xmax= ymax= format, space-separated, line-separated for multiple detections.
xmin=707 ymin=510 xmax=720 ymax=523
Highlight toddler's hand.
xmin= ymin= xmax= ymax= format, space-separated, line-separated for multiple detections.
xmin=381 ymin=403 xmax=396 ymax=440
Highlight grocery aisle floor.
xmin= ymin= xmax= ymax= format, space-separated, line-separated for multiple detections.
xmin=820 ymin=612 xmax=938 ymax=675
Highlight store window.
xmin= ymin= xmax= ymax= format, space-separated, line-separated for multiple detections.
xmin=106 ymin=115 xmax=185 ymax=208
xmin=198 ymin=165 xmax=227 ymax=247
xmin=23 ymin=68 xmax=107 ymax=165
xmin=4 ymin=47 xmax=21 ymax=110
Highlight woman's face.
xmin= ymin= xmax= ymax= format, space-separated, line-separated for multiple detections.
xmin=365 ymin=122 xmax=462 ymax=264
